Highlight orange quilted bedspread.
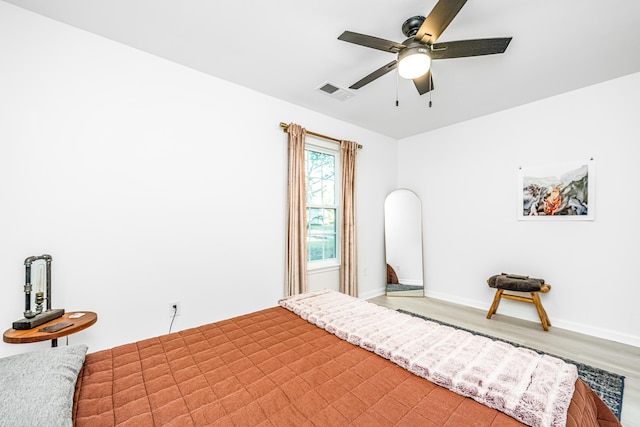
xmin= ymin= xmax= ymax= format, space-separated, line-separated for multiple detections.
xmin=73 ymin=306 xmax=620 ymax=426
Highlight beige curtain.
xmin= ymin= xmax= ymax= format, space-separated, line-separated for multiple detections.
xmin=340 ymin=140 xmax=359 ymax=297
xmin=285 ymin=123 xmax=308 ymax=296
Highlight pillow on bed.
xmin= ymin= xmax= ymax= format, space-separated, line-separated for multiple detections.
xmin=0 ymin=344 xmax=88 ymax=427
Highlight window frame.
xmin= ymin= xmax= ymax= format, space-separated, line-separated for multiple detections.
xmin=304 ymin=137 xmax=341 ymax=271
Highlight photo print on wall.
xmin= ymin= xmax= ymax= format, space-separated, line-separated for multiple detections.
xmin=518 ymin=158 xmax=595 ymax=220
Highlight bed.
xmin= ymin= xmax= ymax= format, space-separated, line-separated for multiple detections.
xmin=0 ymin=290 xmax=621 ymax=427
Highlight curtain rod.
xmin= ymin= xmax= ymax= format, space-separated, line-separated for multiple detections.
xmin=279 ymin=122 xmax=363 ymax=149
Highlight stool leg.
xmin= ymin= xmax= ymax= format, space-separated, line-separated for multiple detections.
xmin=531 ymin=292 xmax=550 ymax=331
xmin=487 ymin=289 xmax=503 ymax=319
xmin=540 ymin=302 xmax=551 ymax=327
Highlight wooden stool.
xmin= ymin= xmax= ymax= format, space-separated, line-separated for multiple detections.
xmin=486 ymin=274 xmax=552 ymax=331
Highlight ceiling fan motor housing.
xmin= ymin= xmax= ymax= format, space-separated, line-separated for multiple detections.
xmin=402 ymin=15 xmax=426 ymax=38
xmin=398 ymin=41 xmax=431 ymax=63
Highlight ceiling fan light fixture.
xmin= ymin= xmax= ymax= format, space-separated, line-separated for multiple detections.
xmin=398 ymin=46 xmax=431 ymax=79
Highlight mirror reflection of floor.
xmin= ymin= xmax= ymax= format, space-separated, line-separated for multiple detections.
xmin=386 ymin=283 xmax=424 ymax=297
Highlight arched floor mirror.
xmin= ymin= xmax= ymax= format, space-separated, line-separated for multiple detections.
xmin=384 ymin=189 xmax=424 ymax=297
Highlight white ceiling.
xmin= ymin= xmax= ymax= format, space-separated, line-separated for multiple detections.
xmin=4 ymin=0 xmax=640 ymax=139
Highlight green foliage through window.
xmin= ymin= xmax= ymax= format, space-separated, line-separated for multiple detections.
xmin=305 ymin=148 xmax=338 ymax=263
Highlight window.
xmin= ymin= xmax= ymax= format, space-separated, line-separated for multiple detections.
xmin=305 ymin=139 xmax=340 ymax=268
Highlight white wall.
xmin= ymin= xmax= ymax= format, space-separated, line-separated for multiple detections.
xmin=398 ymin=73 xmax=640 ymax=347
xmin=0 ymin=3 xmax=397 ymax=357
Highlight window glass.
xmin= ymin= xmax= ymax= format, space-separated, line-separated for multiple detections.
xmin=305 ymin=142 xmax=339 ymax=266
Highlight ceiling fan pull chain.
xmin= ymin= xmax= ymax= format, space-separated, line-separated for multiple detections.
xmin=395 ymin=71 xmax=399 ymax=107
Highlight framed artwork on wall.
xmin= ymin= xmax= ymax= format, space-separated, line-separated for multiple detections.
xmin=518 ymin=158 xmax=595 ymax=220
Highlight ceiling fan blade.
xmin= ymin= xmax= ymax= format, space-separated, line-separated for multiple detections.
xmin=338 ymin=31 xmax=405 ymax=53
xmin=415 ymin=0 xmax=468 ymax=45
xmin=430 ymin=37 xmax=512 ymax=59
xmin=349 ymin=60 xmax=398 ymax=90
xmin=413 ymin=69 xmax=435 ymax=95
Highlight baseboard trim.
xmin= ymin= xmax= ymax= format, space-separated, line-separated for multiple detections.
xmin=425 ymin=290 xmax=640 ymax=348
xmin=359 ymin=287 xmax=386 ymax=301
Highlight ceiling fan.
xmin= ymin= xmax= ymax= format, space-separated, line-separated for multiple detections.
xmin=338 ymin=0 xmax=512 ymax=96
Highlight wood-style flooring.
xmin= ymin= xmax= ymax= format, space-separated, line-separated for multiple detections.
xmin=368 ymin=294 xmax=639 ymax=427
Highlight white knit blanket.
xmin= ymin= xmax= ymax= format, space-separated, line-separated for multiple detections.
xmin=279 ymin=289 xmax=577 ymax=427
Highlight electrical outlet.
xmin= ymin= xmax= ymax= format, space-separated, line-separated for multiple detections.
xmin=169 ymin=301 xmax=181 ymax=317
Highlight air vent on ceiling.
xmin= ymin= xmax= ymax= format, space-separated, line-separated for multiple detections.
xmin=315 ymin=81 xmax=355 ymax=101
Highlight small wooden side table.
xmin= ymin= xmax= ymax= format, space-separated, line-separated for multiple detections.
xmin=3 ymin=311 xmax=97 ymax=347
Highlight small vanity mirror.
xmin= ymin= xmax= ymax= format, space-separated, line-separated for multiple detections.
xmin=384 ymin=189 xmax=424 ymax=297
